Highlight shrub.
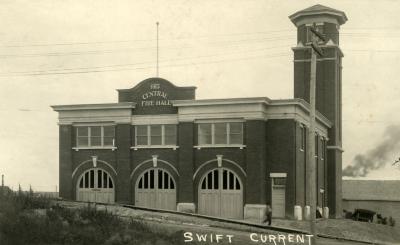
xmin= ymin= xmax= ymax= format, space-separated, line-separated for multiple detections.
xmin=0 ymin=192 xmax=183 ymax=245
xmin=0 ymin=191 xmax=51 ymax=213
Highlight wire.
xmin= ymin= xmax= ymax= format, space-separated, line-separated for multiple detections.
xmin=4 ymin=32 xmax=400 ymax=59
xmin=1 ymin=29 xmax=295 ymax=48
xmin=2 ymin=44 xmax=291 ymax=75
xmin=3 ymin=26 xmax=400 ymax=49
xmin=0 ymin=35 xmax=294 ymax=59
xmin=0 ymin=52 xmax=291 ymax=77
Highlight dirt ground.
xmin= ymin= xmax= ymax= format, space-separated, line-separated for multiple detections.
xmin=56 ymin=201 xmax=400 ymax=245
xmin=272 ymin=218 xmax=400 ymax=244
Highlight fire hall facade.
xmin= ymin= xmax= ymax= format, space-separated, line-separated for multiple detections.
xmin=52 ymin=5 xmax=346 ymax=221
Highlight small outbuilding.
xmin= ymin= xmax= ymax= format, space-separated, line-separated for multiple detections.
xmin=342 ymin=180 xmax=400 ymax=223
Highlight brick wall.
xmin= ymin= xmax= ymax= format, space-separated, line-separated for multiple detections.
xmin=178 ymin=122 xmax=195 ymax=203
xmin=266 ymin=119 xmax=296 ymax=217
xmin=115 ymin=124 xmax=131 ymax=203
xmin=59 ymin=125 xmax=73 ymax=199
xmin=245 ymin=120 xmax=267 ymax=204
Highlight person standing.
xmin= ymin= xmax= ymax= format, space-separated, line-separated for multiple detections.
xmin=264 ymin=205 xmax=272 ymax=225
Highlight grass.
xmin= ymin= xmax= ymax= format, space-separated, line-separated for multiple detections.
xmin=0 ymin=191 xmax=184 ymax=245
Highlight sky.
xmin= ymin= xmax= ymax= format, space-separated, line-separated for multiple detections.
xmin=1 ymin=0 xmax=400 ymax=191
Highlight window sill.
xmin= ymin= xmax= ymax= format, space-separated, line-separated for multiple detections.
xmin=131 ymin=145 xmax=179 ymax=150
xmin=194 ymin=144 xmax=246 ymax=150
xmin=72 ymin=147 xmax=117 ymax=151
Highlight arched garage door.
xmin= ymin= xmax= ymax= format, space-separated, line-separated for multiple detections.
xmin=135 ymin=168 xmax=176 ymax=211
xmin=198 ymin=168 xmax=243 ymax=219
xmin=76 ymin=168 xmax=114 ymax=203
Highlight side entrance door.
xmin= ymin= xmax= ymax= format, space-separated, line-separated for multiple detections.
xmin=271 ymin=177 xmax=286 ymax=218
xmin=135 ymin=168 xmax=176 ymax=211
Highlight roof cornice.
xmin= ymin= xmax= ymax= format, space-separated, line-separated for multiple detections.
xmin=51 ymin=102 xmax=136 ymax=111
xmin=289 ymin=5 xmax=348 ymax=26
xmin=172 ymin=97 xmax=271 ymax=107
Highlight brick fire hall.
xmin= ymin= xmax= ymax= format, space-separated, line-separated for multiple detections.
xmin=52 ymin=5 xmax=346 ymax=221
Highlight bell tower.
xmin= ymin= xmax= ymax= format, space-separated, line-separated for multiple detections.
xmin=289 ymin=5 xmax=347 ymax=218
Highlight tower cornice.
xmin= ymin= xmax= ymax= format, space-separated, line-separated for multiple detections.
xmin=289 ymin=4 xmax=347 ymax=26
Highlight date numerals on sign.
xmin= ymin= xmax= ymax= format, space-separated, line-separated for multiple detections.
xmin=150 ymin=84 xmax=160 ymax=90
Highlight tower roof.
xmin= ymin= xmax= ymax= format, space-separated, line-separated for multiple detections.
xmin=289 ymin=4 xmax=347 ymax=26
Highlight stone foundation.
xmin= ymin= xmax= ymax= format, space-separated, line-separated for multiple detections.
xmin=177 ymin=203 xmax=196 ymax=213
xmin=244 ymin=204 xmax=267 ymax=223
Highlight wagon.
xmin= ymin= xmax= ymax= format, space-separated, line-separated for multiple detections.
xmin=352 ymin=209 xmax=376 ymax=222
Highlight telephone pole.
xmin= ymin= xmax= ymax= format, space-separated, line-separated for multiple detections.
xmin=307 ymin=23 xmax=325 ymax=245
xmin=156 ymin=22 xmax=159 ymax=77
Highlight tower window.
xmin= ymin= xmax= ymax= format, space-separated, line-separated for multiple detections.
xmin=306 ymin=24 xmax=324 ymax=44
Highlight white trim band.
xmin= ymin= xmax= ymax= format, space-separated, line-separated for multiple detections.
xmin=270 ymin=173 xmax=287 ymax=178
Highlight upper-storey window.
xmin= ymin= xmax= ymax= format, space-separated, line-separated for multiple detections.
xmin=198 ymin=122 xmax=243 ymax=146
xmin=300 ymin=124 xmax=306 ymax=151
xmin=135 ymin=124 xmax=177 ymax=146
xmin=321 ymin=138 xmax=326 ymax=161
xmin=75 ymin=125 xmax=115 ymax=147
xmin=315 ymin=133 xmax=319 ymax=158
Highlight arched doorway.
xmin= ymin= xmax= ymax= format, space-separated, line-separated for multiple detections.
xmin=76 ymin=168 xmax=115 ymax=203
xmin=135 ymin=168 xmax=177 ymax=211
xmin=198 ymin=168 xmax=243 ymax=219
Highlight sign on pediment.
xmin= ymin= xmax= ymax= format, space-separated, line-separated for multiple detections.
xmin=118 ymin=77 xmax=196 ymax=115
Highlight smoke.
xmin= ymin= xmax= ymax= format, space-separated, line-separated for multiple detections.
xmin=343 ymin=125 xmax=400 ymax=177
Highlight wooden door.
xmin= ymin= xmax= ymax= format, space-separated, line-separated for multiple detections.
xmin=198 ymin=168 xmax=243 ymax=219
xmin=135 ymin=168 xmax=176 ymax=211
xmin=271 ymin=177 xmax=286 ymax=218
xmin=76 ymin=168 xmax=115 ymax=204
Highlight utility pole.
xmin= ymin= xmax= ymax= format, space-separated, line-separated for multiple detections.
xmin=1 ymin=174 xmax=3 ymax=196
xmin=307 ymin=23 xmax=325 ymax=245
xmin=156 ymin=22 xmax=159 ymax=77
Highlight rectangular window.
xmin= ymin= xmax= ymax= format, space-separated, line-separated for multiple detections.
xmin=164 ymin=125 xmax=177 ymax=145
xmin=103 ymin=126 xmax=115 ymax=146
xmin=136 ymin=125 xmax=148 ymax=145
xmin=229 ymin=122 xmax=243 ymax=144
xmin=321 ymin=138 xmax=326 ymax=160
xmin=150 ymin=125 xmax=162 ymax=145
xmin=197 ymin=122 xmax=243 ymax=146
xmin=214 ymin=123 xmax=227 ymax=144
xmin=198 ymin=123 xmax=212 ymax=145
xmin=75 ymin=125 xmax=115 ymax=148
xmin=315 ymin=134 xmax=319 ymax=158
xmin=90 ymin=126 xmax=102 ymax=147
xmin=273 ymin=177 xmax=286 ymax=186
xmin=135 ymin=124 xmax=177 ymax=146
xmin=77 ymin=127 xmax=89 ymax=147
xmin=299 ymin=125 xmax=306 ymax=151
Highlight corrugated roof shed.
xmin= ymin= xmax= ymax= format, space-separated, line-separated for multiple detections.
xmin=342 ymin=180 xmax=400 ymax=201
